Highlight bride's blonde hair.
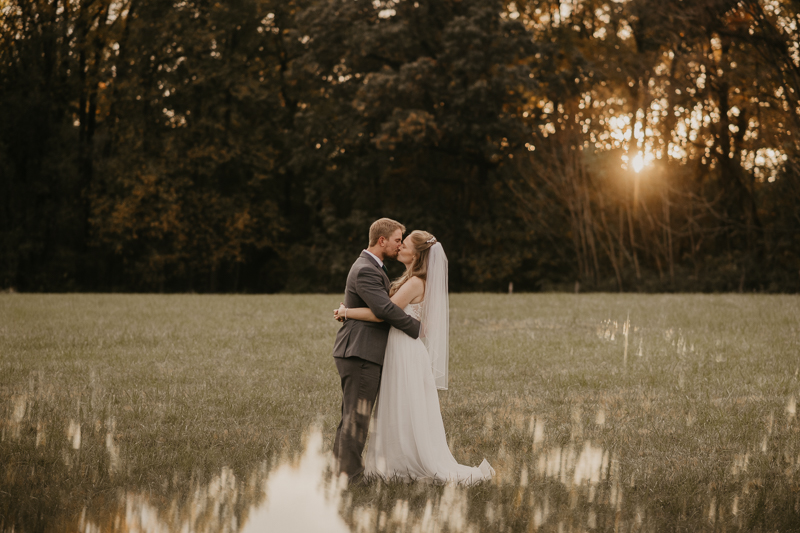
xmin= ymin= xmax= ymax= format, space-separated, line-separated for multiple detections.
xmin=390 ymin=230 xmax=437 ymax=296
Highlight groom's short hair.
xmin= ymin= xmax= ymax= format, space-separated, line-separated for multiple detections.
xmin=369 ymin=218 xmax=406 ymax=246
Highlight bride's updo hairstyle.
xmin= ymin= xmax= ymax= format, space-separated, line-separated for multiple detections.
xmin=390 ymin=230 xmax=436 ymax=296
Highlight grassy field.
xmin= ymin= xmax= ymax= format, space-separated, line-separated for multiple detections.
xmin=1 ymin=293 xmax=799 ymax=532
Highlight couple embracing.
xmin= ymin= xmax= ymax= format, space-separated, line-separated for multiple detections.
xmin=332 ymin=218 xmax=495 ymax=486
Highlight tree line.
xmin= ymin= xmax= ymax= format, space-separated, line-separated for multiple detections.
xmin=2 ymin=0 xmax=798 ymax=293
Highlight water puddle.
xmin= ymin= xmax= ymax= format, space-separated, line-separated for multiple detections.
xmin=4 ymin=404 xmax=795 ymax=532
xmin=73 ymin=428 xmax=350 ymax=533
xmin=2 ymin=366 xmax=799 ymax=532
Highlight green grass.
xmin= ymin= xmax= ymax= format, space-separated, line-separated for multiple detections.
xmin=1 ymin=293 xmax=799 ymax=532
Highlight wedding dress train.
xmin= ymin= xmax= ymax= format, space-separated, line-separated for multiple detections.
xmin=364 ymin=303 xmax=494 ymax=485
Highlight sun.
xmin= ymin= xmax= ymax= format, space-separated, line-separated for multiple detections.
xmin=632 ymin=152 xmax=645 ymax=173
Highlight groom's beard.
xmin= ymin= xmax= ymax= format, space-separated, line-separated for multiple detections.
xmin=385 ymin=249 xmax=400 ymax=260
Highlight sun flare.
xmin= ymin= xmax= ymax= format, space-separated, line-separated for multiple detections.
xmin=632 ymin=152 xmax=645 ymax=173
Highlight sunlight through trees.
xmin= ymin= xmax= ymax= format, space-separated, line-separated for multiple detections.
xmin=1 ymin=0 xmax=798 ymax=292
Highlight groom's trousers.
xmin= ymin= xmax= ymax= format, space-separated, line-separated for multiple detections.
xmin=333 ymin=356 xmax=381 ymax=483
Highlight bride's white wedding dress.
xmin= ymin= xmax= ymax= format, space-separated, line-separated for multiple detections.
xmin=364 ymin=302 xmax=494 ymax=485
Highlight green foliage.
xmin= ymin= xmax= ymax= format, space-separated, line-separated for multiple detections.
xmin=288 ymin=0 xmax=541 ymax=290
xmin=1 ymin=0 xmax=799 ymax=292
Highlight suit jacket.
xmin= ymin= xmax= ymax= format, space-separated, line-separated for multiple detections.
xmin=332 ymin=251 xmax=421 ymax=365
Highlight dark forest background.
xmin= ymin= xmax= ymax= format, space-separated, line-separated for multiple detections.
xmin=2 ymin=0 xmax=799 ymax=293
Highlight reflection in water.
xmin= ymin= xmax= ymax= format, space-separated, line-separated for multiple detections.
xmin=240 ymin=430 xmax=349 ymax=533
xmin=77 ymin=428 xmax=349 ymax=533
xmin=531 ymin=416 xmax=545 ymax=446
xmin=106 ymin=417 xmax=121 ymax=475
xmin=572 ymin=442 xmax=608 ymax=485
xmin=9 ymin=394 xmax=27 ymax=440
xmin=67 ymin=419 xmax=81 ymax=450
xmin=63 ymin=427 xmax=626 ymax=532
xmin=3 ymin=394 xmax=799 ymax=532
xmin=595 ymin=408 xmax=606 ymax=426
xmin=3 ymin=317 xmax=800 ymax=532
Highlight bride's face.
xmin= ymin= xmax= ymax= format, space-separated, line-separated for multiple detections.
xmin=397 ymin=237 xmax=416 ymax=266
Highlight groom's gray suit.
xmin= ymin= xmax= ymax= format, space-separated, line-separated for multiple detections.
xmin=332 ymin=251 xmax=421 ymax=482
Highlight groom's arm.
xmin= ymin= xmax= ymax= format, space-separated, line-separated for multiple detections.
xmin=356 ymin=268 xmax=421 ymax=339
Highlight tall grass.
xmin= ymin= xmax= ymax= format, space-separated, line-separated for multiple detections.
xmin=1 ymin=293 xmax=798 ymax=531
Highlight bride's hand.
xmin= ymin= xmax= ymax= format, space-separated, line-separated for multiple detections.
xmin=334 ymin=303 xmax=346 ymax=322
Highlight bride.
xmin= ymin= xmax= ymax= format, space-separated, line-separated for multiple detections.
xmin=336 ymin=230 xmax=494 ymax=484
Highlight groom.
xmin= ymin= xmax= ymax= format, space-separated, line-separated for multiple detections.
xmin=332 ymin=218 xmax=421 ymax=485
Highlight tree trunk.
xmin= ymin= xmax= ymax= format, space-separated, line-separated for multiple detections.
xmin=663 ymin=189 xmax=674 ymax=285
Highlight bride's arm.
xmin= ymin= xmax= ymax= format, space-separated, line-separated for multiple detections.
xmin=336 ymin=277 xmax=424 ymax=322
xmin=390 ymin=277 xmax=424 ymax=308
xmin=337 ymin=305 xmax=380 ymax=322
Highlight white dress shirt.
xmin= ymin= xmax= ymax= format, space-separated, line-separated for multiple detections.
xmin=363 ymin=249 xmax=384 ymax=268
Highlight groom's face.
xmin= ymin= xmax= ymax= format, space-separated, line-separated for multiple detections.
xmin=382 ymin=229 xmax=404 ymax=260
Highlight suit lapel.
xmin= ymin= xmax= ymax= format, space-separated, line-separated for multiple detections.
xmin=360 ymin=251 xmax=390 ymax=289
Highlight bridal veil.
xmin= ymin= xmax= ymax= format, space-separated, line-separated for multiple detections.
xmin=421 ymin=242 xmax=449 ymax=390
